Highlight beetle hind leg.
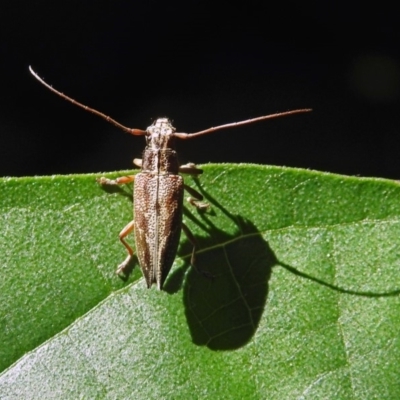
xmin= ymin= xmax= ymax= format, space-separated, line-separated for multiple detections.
xmin=115 ymin=220 xmax=135 ymax=276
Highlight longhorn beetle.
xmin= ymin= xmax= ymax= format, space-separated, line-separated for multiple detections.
xmin=29 ymin=66 xmax=311 ymax=290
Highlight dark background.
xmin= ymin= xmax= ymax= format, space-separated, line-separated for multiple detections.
xmin=1 ymin=1 xmax=399 ymax=178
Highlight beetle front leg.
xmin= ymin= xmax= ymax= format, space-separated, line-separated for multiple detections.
xmin=133 ymin=158 xmax=142 ymax=168
xmin=179 ymin=162 xmax=203 ymax=176
xmin=115 ymin=220 xmax=135 ymax=275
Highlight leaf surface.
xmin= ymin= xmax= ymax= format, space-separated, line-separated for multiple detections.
xmin=1 ymin=164 xmax=400 ymax=399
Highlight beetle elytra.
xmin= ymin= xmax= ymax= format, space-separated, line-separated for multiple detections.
xmin=29 ymin=66 xmax=311 ymax=290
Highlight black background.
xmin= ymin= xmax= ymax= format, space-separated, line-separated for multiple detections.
xmin=1 ymin=1 xmax=399 ymax=178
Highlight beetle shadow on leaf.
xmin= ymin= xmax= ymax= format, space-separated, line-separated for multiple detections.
xmin=278 ymin=261 xmax=400 ymax=297
xmin=164 ymin=180 xmax=278 ymax=350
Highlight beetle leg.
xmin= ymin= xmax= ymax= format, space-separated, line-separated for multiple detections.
xmin=115 ymin=220 xmax=135 ymax=275
xmin=184 ymin=184 xmax=209 ymax=210
xmin=97 ymin=175 xmax=135 ymax=185
xmin=133 ymin=158 xmax=142 ymax=168
xmin=182 ymin=223 xmax=213 ymax=279
xmin=179 ymin=162 xmax=203 ymax=176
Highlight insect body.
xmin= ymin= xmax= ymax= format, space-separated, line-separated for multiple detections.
xmin=98 ymin=118 xmax=205 ymax=289
xmin=133 ymin=121 xmax=184 ymax=288
xmin=29 ymin=66 xmax=311 ymax=290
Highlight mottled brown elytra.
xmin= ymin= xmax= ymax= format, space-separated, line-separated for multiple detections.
xmin=29 ymin=66 xmax=311 ymax=290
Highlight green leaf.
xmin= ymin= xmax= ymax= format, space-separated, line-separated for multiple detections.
xmin=1 ymin=164 xmax=400 ymax=399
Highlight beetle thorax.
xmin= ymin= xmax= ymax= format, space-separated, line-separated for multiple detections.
xmin=146 ymin=118 xmax=176 ymax=150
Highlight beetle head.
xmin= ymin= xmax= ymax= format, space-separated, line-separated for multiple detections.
xmin=146 ymin=118 xmax=177 ymax=150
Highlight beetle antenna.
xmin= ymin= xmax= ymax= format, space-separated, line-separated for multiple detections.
xmin=29 ymin=66 xmax=146 ymax=136
xmin=174 ymin=108 xmax=312 ymax=139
